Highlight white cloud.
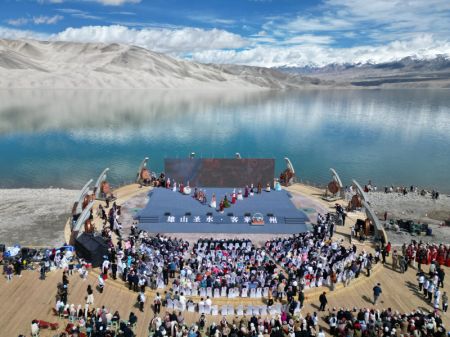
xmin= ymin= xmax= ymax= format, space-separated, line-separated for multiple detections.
xmin=39 ymin=0 xmax=140 ymax=4
xmin=6 ymin=18 xmax=29 ymax=27
xmin=265 ymin=0 xmax=450 ymax=43
xmin=33 ymin=15 xmax=64 ymax=24
xmin=0 ymin=26 xmax=49 ymax=40
xmin=273 ymin=16 xmax=353 ymax=32
xmin=95 ymin=0 xmax=141 ymax=5
xmin=6 ymin=15 xmax=63 ymax=26
xmin=56 ymin=8 xmax=102 ymax=20
xmin=281 ymin=34 xmax=334 ymax=45
xmin=190 ymin=34 xmax=450 ymax=67
xmin=0 ymin=24 xmax=449 ymax=68
xmin=53 ymin=25 xmax=248 ymax=53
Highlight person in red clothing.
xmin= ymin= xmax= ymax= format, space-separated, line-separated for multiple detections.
xmin=446 ymin=245 xmax=450 ymax=267
xmin=385 ymin=242 xmax=391 ymax=257
xmin=32 ymin=319 xmax=59 ymax=330
xmin=437 ymin=245 xmax=446 ymax=265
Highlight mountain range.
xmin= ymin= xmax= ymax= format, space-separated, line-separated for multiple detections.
xmin=1 ymin=39 xmax=449 ymax=89
xmin=277 ymin=56 xmax=450 ymax=88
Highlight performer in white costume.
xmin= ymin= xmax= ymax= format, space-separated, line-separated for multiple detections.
xmin=210 ymin=193 xmax=217 ymax=208
xmin=237 ymin=189 xmax=243 ymax=200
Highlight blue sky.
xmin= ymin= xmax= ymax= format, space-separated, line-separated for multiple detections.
xmin=1 ymin=0 xmax=450 ymax=66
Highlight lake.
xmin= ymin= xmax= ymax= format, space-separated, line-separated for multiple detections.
xmin=1 ymin=89 xmax=450 ymax=192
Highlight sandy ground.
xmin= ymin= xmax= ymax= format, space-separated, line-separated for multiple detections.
xmin=367 ymin=191 xmax=450 ymax=222
xmin=0 ymin=188 xmax=78 ymax=247
xmin=365 ymin=191 xmax=450 ymax=246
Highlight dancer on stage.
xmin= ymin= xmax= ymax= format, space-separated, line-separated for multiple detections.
xmin=210 ymin=193 xmax=217 ymax=209
xmin=219 ymin=198 xmax=225 ymax=213
xmin=237 ymin=189 xmax=243 ymax=200
xmin=231 ymin=189 xmax=237 ymax=204
xmin=275 ymin=180 xmax=282 ymax=191
xmin=223 ymin=195 xmax=231 ymax=208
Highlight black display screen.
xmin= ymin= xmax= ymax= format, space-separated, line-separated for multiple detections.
xmin=164 ymin=158 xmax=275 ymax=187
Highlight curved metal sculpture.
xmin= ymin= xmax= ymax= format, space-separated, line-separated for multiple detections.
xmin=329 ymin=168 xmax=345 ymax=199
xmin=136 ymin=157 xmax=149 ymax=183
xmin=346 ymin=179 xmax=369 ymax=211
xmin=361 ymin=200 xmax=386 ymax=242
xmin=235 ymin=152 xmax=242 ymax=159
xmin=284 ymin=157 xmax=295 ymax=175
xmin=73 ymin=179 xmax=93 ymax=215
xmin=352 ymin=179 xmax=369 ymax=203
xmin=94 ymin=168 xmax=110 ymax=200
xmin=72 ymin=200 xmax=94 ymax=233
xmin=280 ymin=157 xmax=296 ymax=186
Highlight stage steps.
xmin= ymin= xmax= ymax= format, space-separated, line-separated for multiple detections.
xmin=284 ymin=217 xmax=305 ymax=224
xmin=139 ymin=216 xmax=159 ymax=223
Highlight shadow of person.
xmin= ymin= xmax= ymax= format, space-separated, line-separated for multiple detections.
xmin=310 ymin=303 xmax=320 ymax=310
xmin=362 ymin=295 xmax=373 ymax=304
xmin=405 ymin=280 xmax=421 ymax=295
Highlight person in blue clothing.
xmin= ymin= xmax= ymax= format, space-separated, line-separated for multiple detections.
xmin=373 ymin=283 xmax=382 ymax=304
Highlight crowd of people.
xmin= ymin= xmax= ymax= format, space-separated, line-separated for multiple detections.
xmin=108 ymin=232 xmax=190 ymax=294
xmin=265 ymin=214 xmax=374 ymax=294
xmin=174 ymin=238 xmax=277 ymax=299
xmin=6 ymin=180 xmax=449 ymax=337
xmin=402 ymin=242 xmax=450 ymax=269
xmin=326 ymin=307 xmax=447 ymax=337
xmin=51 ymin=303 xmax=138 ymax=337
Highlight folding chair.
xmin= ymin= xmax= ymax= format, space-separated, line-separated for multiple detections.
xmin=227 ymin=304 xmax=234 ymax=315
xmin=211 ymin=305 xmax=218 ymax=315
xmin=221 ymin=305 xmax=228 ymax=316
xmin=236 ymin=305 xmax=244 ymax=316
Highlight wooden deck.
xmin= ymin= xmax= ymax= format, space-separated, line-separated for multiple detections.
xmin=3 ymin=183 xmax=447 ymax=336
xmin=64 ymin=183 xmax=152 ymax=243
xmin=1 ymin=260 xmax=448 ymax=337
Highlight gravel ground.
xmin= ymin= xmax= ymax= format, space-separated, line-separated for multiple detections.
xmin=0 ymin=188 xmax=78 ymax=247
xmin=366 ymin=191 xmax=450 ymax=246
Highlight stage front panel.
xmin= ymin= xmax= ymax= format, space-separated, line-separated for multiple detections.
xmin=164 ymin=158 xmax=275 ymax=187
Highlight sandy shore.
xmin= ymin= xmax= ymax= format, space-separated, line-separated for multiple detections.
xmin=0 ymin=188 xmax=78 ymax=247
xmin=366 ymin=191 xmax=450 ymax=245
xmin=368 ymin=191 xmax=450 ymax=222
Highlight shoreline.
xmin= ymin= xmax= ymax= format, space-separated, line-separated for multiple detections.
xmin=0 ymin=183 xmax=449 ymax=247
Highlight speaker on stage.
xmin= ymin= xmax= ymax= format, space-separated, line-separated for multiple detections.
xmin=0 ymin=244 xmax=5 ymax=253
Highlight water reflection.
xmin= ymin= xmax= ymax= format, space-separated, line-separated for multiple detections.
xmin=0 ymin=89 xmax=449 ymax=191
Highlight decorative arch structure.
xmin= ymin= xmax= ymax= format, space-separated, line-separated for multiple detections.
xmin=352 ymin=179 xmax=369 ymax=203
xmin=361 ymin=200 xmax=387 ymax=244
xmin=136 ymin=157 xmax=149 ymax=183
xmin=280 ymin=157 xmax=296 ymax=186
xmin=70 ymin=200 xmax=94 ymax=245
xmin=72 ymin=179 xmax=93 ymax=216
xmin=328 ymin=168 xmax=345 ymax=199
xmin=94 ymin=168 xmax=110 ymax=200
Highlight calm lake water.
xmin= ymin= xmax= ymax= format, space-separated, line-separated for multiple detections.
xmin=1 ymin=89 xmax=450 ymax=192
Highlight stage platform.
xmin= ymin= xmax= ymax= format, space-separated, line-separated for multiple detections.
xmin=135 ymin=188 xmax=312 ymax=234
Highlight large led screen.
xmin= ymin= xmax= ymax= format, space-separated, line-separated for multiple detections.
xmin=164 ymin=158 xmax=275 ymax=187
